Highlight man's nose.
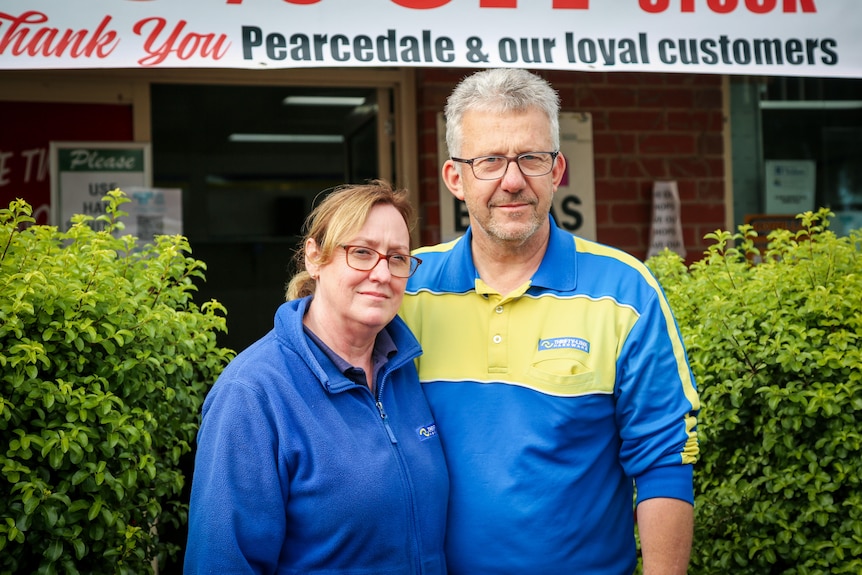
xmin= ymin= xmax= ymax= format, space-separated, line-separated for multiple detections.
xmin=500 ymin=157 xmax=527 ymax=190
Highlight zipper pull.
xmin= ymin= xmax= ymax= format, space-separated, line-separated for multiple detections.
xmin=376 ymin=401 xmax=398 ymax=444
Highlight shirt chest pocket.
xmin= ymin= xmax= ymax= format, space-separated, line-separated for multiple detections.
xmin=524 ymin=348 xmax=614 ymax=396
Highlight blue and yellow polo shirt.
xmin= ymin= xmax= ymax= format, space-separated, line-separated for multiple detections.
xmin=401 ymin=221 xmax=700 ymax=575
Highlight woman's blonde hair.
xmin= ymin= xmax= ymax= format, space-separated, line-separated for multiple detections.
xmin=285 ymin=179 xmax=416 ymax=301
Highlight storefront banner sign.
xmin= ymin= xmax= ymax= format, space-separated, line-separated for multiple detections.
xmin=1 ymin=1 xmax=860 ymax=77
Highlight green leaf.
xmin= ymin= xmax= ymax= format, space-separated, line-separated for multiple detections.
xmin=70 ymin=469 xmax=88 ymax=486
xmin=89 ymin=522 xmax=105 ymax=541
xmin=45 ymin=539 xmax=63 ymax=561
xmin=24 ymin=493 xmax=41 ymax=515
xmin=71 ymin=538 xmax=86 ymax=560
xmin=87 ymin=498 xmax=102 ymax=522
xmin=43 ymin=505 xmax=59 ymax=528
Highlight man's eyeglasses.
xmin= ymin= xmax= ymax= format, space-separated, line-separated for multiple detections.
xmin=339 ymin=245 xmax=422 ymax=278
xmin=450 ymin=151 xmax=559 ymax=181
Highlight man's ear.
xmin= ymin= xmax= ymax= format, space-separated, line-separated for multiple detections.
xmin=551 ymin=152 xmax=567 ymax=193
xmin=442 ymin=159 xmax=466 ymax=201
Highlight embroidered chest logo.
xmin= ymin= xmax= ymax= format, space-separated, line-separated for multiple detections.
xmin=417 ymin=423 xmax=438 ymax=441
xmin=538 ymin=337 xmax=591 ymax=353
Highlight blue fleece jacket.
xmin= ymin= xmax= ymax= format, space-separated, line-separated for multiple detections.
xmin=184 ymin=296 xmax=449 ymax=574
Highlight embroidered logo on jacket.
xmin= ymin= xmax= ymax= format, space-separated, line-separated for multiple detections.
xmin=417 ymin=423 xmax=438 ymax=441
xmin=538 ymin=337 xmax=591 ymax=353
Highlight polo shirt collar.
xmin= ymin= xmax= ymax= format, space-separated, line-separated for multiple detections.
xmin=453 ymin=216 xmax=578 ymax=294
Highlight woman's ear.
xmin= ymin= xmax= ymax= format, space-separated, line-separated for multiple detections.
xmin=305 ymin=238 xmax=321 ymax=279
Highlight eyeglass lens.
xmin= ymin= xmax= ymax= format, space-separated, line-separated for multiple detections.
xmin=472 ymin=152 xmax=555 ymax=180
xmin=344 ymin=246 xmax=417 ymax=278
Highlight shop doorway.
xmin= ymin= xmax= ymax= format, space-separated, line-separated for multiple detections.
xmin=151 ymin=84 xmax=388 ymax=352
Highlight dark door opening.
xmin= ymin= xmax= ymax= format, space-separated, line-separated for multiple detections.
xmin=151 ymin=84 xmax=383 ymax=353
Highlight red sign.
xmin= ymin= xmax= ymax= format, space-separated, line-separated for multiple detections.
xmin=0 ymin=101 xmax=133 ymax=224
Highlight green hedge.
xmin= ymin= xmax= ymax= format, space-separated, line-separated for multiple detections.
xmin=0 ymin=192 xmax=233 ymax=574
xmin=647 ymin=209 xmax=862 ymax=575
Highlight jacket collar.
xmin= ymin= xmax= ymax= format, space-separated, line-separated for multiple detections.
xmin=275 ymin=296 xmax=421 ymax=394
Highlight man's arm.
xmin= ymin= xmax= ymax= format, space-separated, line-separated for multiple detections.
xmin=636 ymin=497 xmax=694 ymax=575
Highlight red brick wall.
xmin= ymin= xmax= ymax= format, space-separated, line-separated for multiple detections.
xmin=415 ymin=68 xmax=726 ymax=263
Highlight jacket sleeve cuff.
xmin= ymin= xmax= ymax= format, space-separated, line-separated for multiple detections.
xmin=635 ymin=464 xmax=694 ymax=506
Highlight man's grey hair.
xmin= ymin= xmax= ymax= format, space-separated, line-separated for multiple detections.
xmin=444 ymin=68 xmax=561 ymax=158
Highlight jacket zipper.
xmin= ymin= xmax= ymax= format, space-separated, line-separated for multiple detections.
xmin=374 ymin=362 xmax=400 ymax=444
xmin=375 ymin=399 xmax=398 ymax=444
xmin=375 ymin=366 xmax=424 ymax=574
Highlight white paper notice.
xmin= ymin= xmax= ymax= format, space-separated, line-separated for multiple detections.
xmin=647 ymin=180 xmax=686 ymax=259
xmin=765 ymin=160 xmax=816 ymax=215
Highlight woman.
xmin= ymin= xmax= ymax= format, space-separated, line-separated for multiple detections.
xmin=184 ymin=180 xmax=448 ymax=574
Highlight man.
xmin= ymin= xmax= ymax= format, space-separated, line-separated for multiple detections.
xmin=400 ymin=68 xmax=700 ymax=574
